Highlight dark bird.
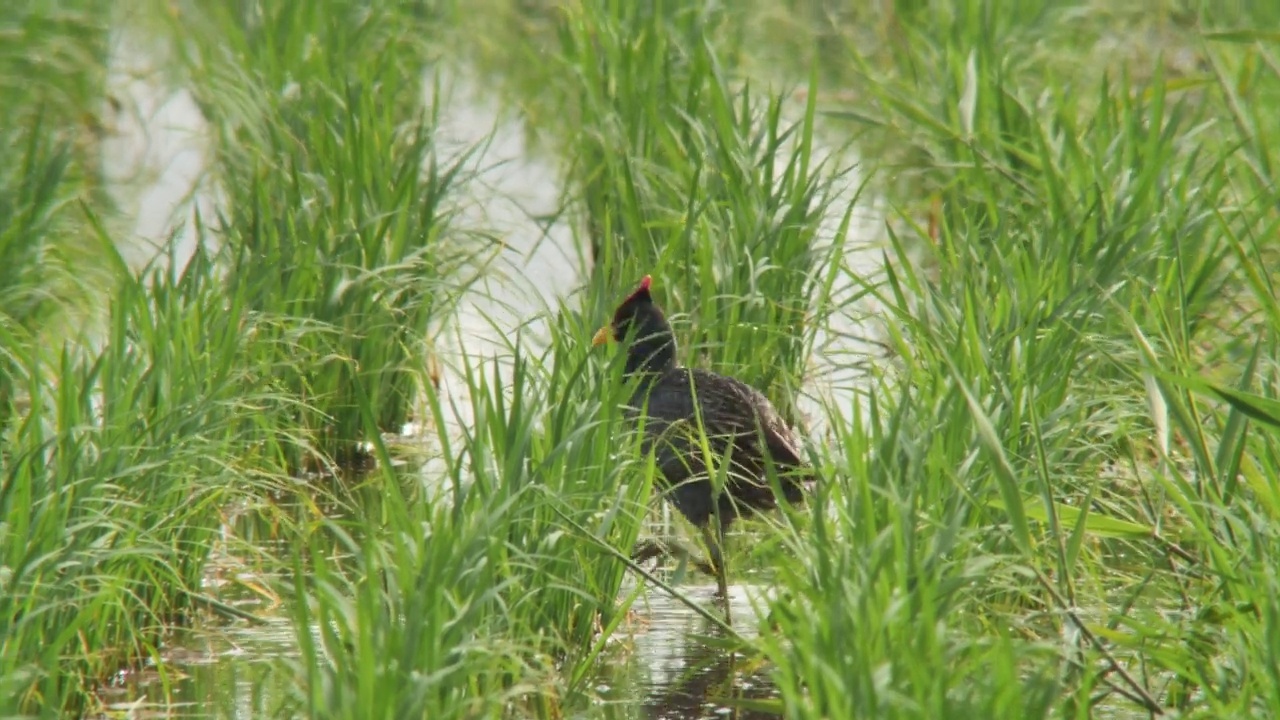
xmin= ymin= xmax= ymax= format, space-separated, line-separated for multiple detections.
xmin=591 ymin=275 xmax=812 ymax=598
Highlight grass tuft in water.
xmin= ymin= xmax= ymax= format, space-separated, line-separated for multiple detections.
xmin=284 ymin=303 xmax=657 ymax=717
xmin=166 ymin=0 xmax=488 ymax=467
xmin=1 ymin=237 xmax=298 ymax=715
xmin=554 ymin=1 xmax=851 ymax=426
xmin=756 ymin=3 xmax=1280 ymax=718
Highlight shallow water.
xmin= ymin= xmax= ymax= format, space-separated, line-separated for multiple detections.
xmin=93 ymin=28 xmax=885 ymax=719
xmin=96 ymin=619 xmax=297 ymax=719
xmin=94 ymin=573 xmax=779 ymax=719
xmin=102 ymin=26 xmax=219 ymax=274
xmin=600 ymin=584 xmax=781 ymax=720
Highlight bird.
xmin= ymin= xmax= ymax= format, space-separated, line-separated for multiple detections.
xmin=591 ymin=274 xmax=813 ymax=599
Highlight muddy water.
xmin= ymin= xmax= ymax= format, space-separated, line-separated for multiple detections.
xmin=96 ymin=30 xmax=884 ymax=719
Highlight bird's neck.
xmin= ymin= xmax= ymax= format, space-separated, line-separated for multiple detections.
xmin=624 ymin=329 xmax=677 ymax=378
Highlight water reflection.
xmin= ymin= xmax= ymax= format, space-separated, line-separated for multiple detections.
xmin=94 ymin=618 xmax=298 ymax=719
xmin=596 ymin=583 xmax=780 ymax=720
xmin=94 ymin=583 xmax=781 ymax=720
xmin=641 ymin=634 xmax=777 ymax=720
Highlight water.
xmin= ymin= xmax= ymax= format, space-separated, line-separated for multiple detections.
xmin=95 ymin=618 xmax=297 ymax=719
xmin=93 ymin=30 xmax=887 ymax=719
xmin=92 ymin=580 xmax=777 ymax=719
xmin=101 ymin=27 xmax=219 ymax=274
xmin=414 ymin=66 xmax=584 ymax=443
xmin=601 ymin=584 xmax=781 ymax=720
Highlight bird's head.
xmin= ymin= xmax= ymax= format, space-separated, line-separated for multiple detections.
xmin=591 ymin=274 xmax=676 ymax=375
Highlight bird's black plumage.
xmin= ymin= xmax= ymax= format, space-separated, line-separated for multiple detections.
xmin=593 ymin=275 xmax=811 ymax=533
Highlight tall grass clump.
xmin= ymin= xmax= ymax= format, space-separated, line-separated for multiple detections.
xmin=761 ymin=394 xmax=1066 ymax=719
xmin=166 ymin=0 xmax=484 ymax=466
xmin=1115 ymin=28 xmax=1280 ymax=715
xmin=0 ymin=241 xmax=295 ymax=716
xmin=756 ymin=3 xmax=1280 ymax=718
xmin=284 ymin=306 xmax=657 ymax=717
xmin=555 ymin=1 xmax=849 ymax=423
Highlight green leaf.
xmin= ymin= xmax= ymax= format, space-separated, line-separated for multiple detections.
xmin=988 ymin=498 xmax=1154 ymax=540
xmin=1157 ymin=371 xmax=1280 ymax=431
xmin=944 ymin=358 xmax=1033 ymax=556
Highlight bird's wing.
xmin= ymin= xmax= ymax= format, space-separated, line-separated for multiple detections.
xmin=680 ymin=369 xmax=808 ymax=471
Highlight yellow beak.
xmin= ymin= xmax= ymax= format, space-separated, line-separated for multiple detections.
xmin=591 ymin=326 xmax=612 ymax=347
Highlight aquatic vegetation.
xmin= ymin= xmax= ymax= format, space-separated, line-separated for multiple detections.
xmin=2 ymin=0 xmax=1280 ymax=718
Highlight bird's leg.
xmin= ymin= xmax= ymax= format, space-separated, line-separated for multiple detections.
xmin=701 ymin=523 xmax=731 ymax=625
